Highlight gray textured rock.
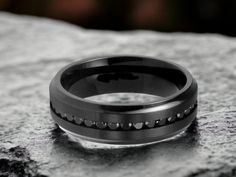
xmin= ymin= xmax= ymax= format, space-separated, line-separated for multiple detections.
xmin=0 ymin=12 xmax=236 ymax=177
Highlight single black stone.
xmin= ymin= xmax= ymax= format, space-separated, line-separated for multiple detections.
xmin=177 ymin=112 xmax=184 ymax=119
xmin=184 ymin=109 xmax=191 ymax=115
xmin=167 ymin=116 xmax=176 ymax=123
xmin=157 ymin=119 xmax=166 ymax=126
xmin=74 ymin=117 xmax=83 ymax=125
xmin=66 ymin=114 xmax=74 ymax=121
xmin=96 ymin=122 xmax=107 ymax=129
xmin=133 ymin=122 xmax=143 ymax=129
xmin=84 ymin=120 xmax=94 ymax=127
xmin=108 ymin=122 xmax=119 ymax=130
xmin=120 ymin=123 xmax=132 ymax=130
xmin=145 ymin=121 xmax=155 ymax=128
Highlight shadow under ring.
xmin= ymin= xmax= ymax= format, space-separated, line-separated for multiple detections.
xmin=49 ymin=56 xmax=198 ymax=145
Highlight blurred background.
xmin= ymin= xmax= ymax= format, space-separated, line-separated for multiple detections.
xmin=0 ymin=0 xmax=236 ymax=36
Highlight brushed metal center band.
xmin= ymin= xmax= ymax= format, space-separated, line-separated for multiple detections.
xmin=49 ymin=56 xmax=198 ymax=145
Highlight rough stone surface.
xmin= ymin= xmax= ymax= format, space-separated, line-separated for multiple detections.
xmin=0 ymin=12 xmax=236 ymax=177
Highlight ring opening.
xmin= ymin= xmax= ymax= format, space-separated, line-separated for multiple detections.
xmin=61 ymin=57 xmax=187 ymax=104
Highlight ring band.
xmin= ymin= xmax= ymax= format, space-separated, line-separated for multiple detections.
xmin=49 ymin=56 xmax=198 ymax=145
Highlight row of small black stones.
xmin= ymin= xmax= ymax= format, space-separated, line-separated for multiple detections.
xmin=50 ymin=102 xmax=197 ymax=131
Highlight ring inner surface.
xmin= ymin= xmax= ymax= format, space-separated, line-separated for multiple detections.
xmin=61 ymin=57 xmax=187 ymax=104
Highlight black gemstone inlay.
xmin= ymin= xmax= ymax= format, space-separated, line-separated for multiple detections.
xmin=184 ymin=109 xmax=190 ymax=115
xmin=96 ymin=122 xmax=107 ymax=129
xmin=74 ymin=117 xmax=83 ymax=125
xmin=67 ymin=114 xmax=74 ymax=121
xmin=84 ymin=120 xmax=94 ymax=127
xmin=157 ymin=119 xmax=166 ymax=126
xmin=62 ymin=113 xmax=67 ymax=119
xmin=145 ymin=121 xmax=155 ymax=128
xmin=51 ymin=101 xmax=197 ymax=131
xmin=133 ymin=122 xmax=143 ymax=129
xmin=108 ymin=122 xmax=119 ymax=130
xmin=177 ymin=112 xmax=184 ymax=119
xmin=167 ymin=116 xmax=176 ymax=123
xmin=121 ymin=123 xmax=132 ymax=130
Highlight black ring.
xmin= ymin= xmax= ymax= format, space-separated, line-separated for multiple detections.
xmin=49 ymin=56 xmax=198 ymax=145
